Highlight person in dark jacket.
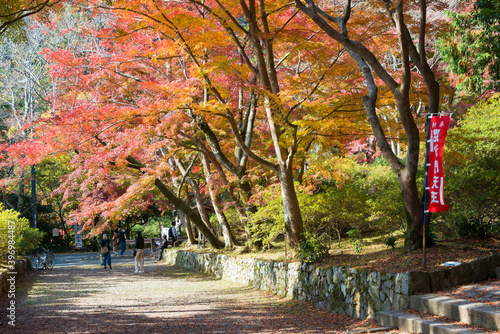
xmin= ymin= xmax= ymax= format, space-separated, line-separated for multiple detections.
xmin=119 ymin=228 xmax=127 ymax=256
xmin=101 ymin=233 xmax=112 ymax=269
xmin=168 ymin=222 xmax=178 ymax=248
xmin=156 ymin=235 xmax=168 ymax=261
xmin=134 ymin=231 xmax=144 ymax=273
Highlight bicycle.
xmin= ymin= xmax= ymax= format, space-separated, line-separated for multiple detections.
xmin=30 ymin=248 xmax=55 ymax=270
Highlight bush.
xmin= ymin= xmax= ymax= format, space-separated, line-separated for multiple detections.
xmin=0 ymin=205 xmax=44 ymax=263
xmin=385 ymin=236 xmax=397 ymax=249
xmin=295 ymin=231 xmax=330 ymax=263
xmin=346 ymin=229 xmax=363 ymax=253
xmin=453 ymin=216 xmax=489 ymax=238
xmin=355 ymin=164 xmax=409 ymax=235
xmin=83 ymin=237 xmax=101 ymax=252
xmin=130 ymin=216 xmax=170 ymax=239
xmin=247 ymin=184 xmax=285 ymax=249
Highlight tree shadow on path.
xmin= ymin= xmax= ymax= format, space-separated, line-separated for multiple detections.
xmin=0 ymin=262 xmax=374 ymax=333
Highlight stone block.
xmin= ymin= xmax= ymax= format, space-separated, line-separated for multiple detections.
xmin=367 ymin=271 xmax=378 ymax=284
xmin=407 ymin=271 xmax=430 ymax=295
xmin=399 ymin=295 xmax=409 ymax=309
xmin=489 ymin=252 xmax=500 ymax=267
xmin=383 ymin=279 xmax=394 ymax=291
xmin=395 ymin=272 xmax=408 ymax=295
xmin=487 ymin=253 xmax=500 ymax=277
xmin=449 ymin=262 xmax=472 ymax=287
xmin=333 ymin=270 xmax=342 ymax=284
xmin=429 ymin=269 xmax=451 ymax=292
xmin=469 ymin=257 xmax=490 ymax=282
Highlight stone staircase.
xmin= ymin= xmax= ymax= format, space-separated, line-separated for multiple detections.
xmin=377 ymin=286 xmax=500 ymax=333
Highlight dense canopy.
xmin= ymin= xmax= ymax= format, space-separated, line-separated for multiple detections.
xmin=0 ymin=0 xmax=498 ymax=255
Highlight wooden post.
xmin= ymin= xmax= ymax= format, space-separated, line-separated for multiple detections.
xmin=422 ymin=113 xmax=432 ymax=270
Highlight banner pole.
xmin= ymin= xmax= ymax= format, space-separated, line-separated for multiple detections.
xmin=422 ymin=113 xmax=432 ymax=270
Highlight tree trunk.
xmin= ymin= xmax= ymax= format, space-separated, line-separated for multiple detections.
xmin=181 ymin=189 xmax=196 ymax=245
xmin=173 ymin=155 xmax=217 ymax=237
xmin=184 ymin=215 xmax=196 ymax=245
xmin=17 ymin=171 xmax=25 ymax=211
xmin=125 ymin=155 xmax=222 ymax=249
xmin=57 ymin=208 xmax=70 ymax=248
xmin=262 ymin=97 xmax=304 ymax=246
xmin=204 ymin=151 xmax=250 ymax=242
xmin=201 ymin=155 xmax=235 ymax=248
xmin=154 ymin=179 xmax=222 ymax=249
xmin=187 ymin=177 xmax=217 ymax=235
xmin=399 ymin=169 xmax=424 ymax=250
xmin=279 ymin=165 xmax=304 ymax=246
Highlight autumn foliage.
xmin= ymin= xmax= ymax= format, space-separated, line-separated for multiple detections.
xmin=1 ymin=0 xmax=497 ymax=254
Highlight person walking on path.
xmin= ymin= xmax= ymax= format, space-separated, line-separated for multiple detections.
xmin=168 ymin=222 xmax=178 ymax=248
xmin=134 ymin=231 xmax=144 ymax=273
xmin=101 ymin=233 xmax=112 ymax=269
xmin=119 ymin=228 xmax=127 ymax=256
xmin=156 ymin=235 xmax=168 ymax=261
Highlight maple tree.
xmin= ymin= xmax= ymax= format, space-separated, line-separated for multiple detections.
xmin=163 ymin=0 xmax=366 ymax=245
xmin=294 ymin=0 xmax=449 ymax=250
xmin=10 ymin=4 xmax=238 ymax=248
xmin=8 ymin=0 xmax=367 ymax=248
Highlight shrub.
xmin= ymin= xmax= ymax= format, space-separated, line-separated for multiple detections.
xmin=247 ymin=184 xmax=285 ymax=249
xmin=83 ymin=237 xmax=101 ymax=252
xmin=346 ymin=229 xmax=363 ymax=253
xmin=453 ymin=216 xmax=489 ymax=238
xmin=296 ymin=231 xmax=330 ymax=263
xmin=355 ymin=164 xmax=409 ymax=235
xmin=385 ymin=236 xmax=397 ymax=249
xmin=0 ymin=205 xmax=44 ymax=263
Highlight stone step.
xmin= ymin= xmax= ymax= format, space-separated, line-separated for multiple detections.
xmin=410 ymin=294 xmax=500 ymax=331
xmin=377 ymin=310 xmax=488 ymax=334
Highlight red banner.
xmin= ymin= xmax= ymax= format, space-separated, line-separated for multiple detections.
xmin=427 ymin=115 xmax=451 ymax=212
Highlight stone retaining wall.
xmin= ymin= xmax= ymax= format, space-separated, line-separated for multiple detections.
xmin=0 ymin=259 xmax=31 ymax=297
xmin=164 ymin=250 xmax=500 ymax=319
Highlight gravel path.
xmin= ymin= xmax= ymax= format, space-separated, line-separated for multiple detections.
xmin=0 ymin=261 xmax=384 ymax=333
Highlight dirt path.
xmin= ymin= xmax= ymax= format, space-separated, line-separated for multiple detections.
xmin=0 ymin=261 xmax=384 ymax=333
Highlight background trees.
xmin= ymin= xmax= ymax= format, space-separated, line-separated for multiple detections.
xmin=439 ymin=94 xmax=500 ymax=238
xmin=0 ymin=0 xmax=62 ymax=38
xmin=0 ymin=18 xmax=53 ymax=215
xmin=437 ymin=0 xmax=500 ymax=95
